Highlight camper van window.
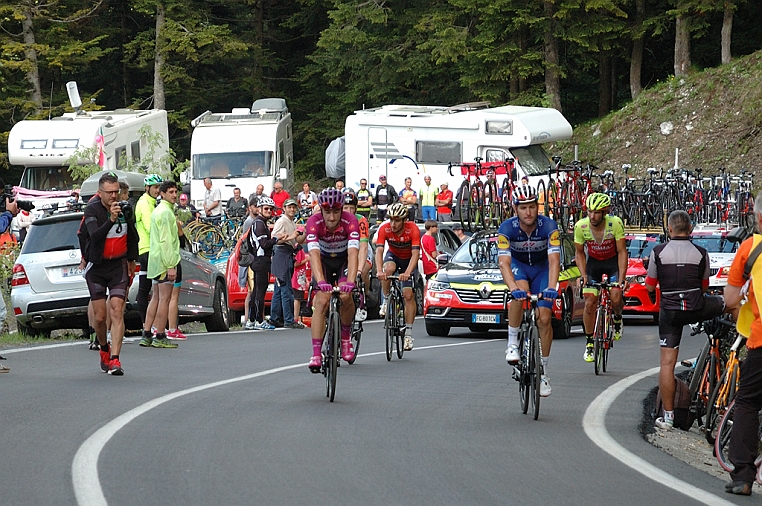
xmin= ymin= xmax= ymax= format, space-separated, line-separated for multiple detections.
xmin=20 ymin=166 xmax=77 ymax=191
xmin=192 ymin=151 xmax=273 ymax=179
xmin=485 ymin=149 xmax=509 ymax=163
xmin=416 ymin=141 xmax=462 ymax=165
xmin=278 ymin=140 xmax=285 ymax=167
xmin=509 ymin=145 xmax=553 ymax=177
xmin=21 ymin=140 xmax=47 ymax=149
xmin=52 ymin=139 xmax=79 ymax=149
xmin=130 ymin=141 xmax=140 ymax=161
xmin=115 ymin=146 xmax=128 ymax=168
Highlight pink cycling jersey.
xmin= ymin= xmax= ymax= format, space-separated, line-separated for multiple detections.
xmin=305 ymin=211 xmax=360 ymax=258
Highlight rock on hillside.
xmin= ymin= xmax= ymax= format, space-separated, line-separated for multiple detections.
xmin=551 ymin=51 xmax=762 ymax=177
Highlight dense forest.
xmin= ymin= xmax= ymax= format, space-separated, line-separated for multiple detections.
xmin=1 ymin=0 xmax=761 ymax=186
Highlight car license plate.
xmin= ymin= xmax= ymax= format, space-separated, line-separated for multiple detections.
xmin=472 ymin=313 xmax=499 ymax=324
xmin=61 ymin=266 xmax=84 ymax=278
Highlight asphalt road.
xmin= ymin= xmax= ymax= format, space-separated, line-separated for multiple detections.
xmin=0 ymin=318 xmax=748 ymax=506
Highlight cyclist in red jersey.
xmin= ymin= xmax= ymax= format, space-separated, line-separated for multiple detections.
xmin=375 ymin=202 xmax=420 ymax=350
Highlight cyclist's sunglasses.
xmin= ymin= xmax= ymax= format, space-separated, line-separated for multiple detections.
xmin=321 ymin=203 xmax=342 ymax=210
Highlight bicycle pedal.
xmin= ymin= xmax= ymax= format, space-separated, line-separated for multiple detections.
xmin=680 ymin=358 xmax=696 ymax=368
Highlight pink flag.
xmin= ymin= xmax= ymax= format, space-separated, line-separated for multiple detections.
xmin=95 ymin=134 xmax=105 ymax=167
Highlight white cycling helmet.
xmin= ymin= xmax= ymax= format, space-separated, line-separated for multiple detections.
xmin=512 ymin=185 xmax=538 ymax=205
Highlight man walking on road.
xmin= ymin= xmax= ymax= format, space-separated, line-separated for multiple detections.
xmin=81 ymin=172 xmax=139 ymax=375
xmin=723 ymin=193 xmax=762 ymax=495
xmin=645 ymin=210 xmax=725 ymax=430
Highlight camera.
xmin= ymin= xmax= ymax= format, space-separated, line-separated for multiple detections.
xmin=0 ymin=184 xmax=35 ymax=214
xmin=117 ymin=200 xmax=133 ymax=221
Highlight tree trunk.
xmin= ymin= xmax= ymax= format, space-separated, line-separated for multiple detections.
xmin=674 ymin=15 xmax=691 ymax=77
xmin=251 ymin=0 xmax=264 ymax=100
xmin=21 ymin=2 xmax=43 ymax=114
xmin=544 ymin=0 xmax=562 ymax=113
xmin=121 ymin=0 xmax=130 ymax=106
xmin=629 ymin=0 xmax=645 ymax=99
xmin=153 ymin=1 xmax=166 ymax=110
xmin=721 ymin=3 xmax=733 ymax=64
xmin=599 ymin=52 xmax=612 ymax=117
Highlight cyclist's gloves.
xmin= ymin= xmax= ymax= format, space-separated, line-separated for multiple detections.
xmin=511 ymin=289 xmax=527 ymax=300
xmin=339 ymin=281 xmax=355 ymax=293
xmin=542 ymin=288 xmax=558 ymax=300
xmin=318 ymin=281 xmax=333 ymax=293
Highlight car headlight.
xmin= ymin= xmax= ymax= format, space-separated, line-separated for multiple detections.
xmin=626 ymin=275 xmax=646 ymax=285
xmin=428 ymin=281 xmax=450 ymax=292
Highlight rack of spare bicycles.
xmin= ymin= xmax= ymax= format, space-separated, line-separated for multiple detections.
xmin=450 ymin=157 xmax=756 ymax=235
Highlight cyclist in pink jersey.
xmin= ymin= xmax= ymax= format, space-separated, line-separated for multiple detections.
xmin=305 ymin=188 xmax=360 ymax=372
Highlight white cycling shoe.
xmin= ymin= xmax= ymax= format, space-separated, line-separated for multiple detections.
xmin=540 ymin=375 xmax=552 ymax=397
xmin=505 ymin=344 xmax=520 ymax=364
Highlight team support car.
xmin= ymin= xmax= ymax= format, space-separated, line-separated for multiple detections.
xmin=622 ymin=232 xmax=663 ymax=322
xmin=691 ymin=225 xmax=745 ymax=289
xmin=11 ymin=211 xmax=230 ymax=336
xmin=423 ymin=230 xmax=584 ymax=338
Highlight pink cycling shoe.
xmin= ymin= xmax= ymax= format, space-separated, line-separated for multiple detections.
xmin=341 ymin=339 xmax=355 ymax=362
xmin=308 ymin=355 xmax=322 ymax=373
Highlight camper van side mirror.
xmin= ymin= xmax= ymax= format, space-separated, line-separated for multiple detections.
xmin=191 ymin=242 xmax=201 ymax=255
xmin=279 ymin=168 xmax=288 ymax=180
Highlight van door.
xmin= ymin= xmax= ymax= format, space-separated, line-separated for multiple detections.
xmin=367 ymin=127 xmax=394 ymax=188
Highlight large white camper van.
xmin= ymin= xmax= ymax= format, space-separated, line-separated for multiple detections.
xmin=8 ymin=84 xmax=169 ymax=215
xmin=189 ymin=98 xmax=293 ymax=213
xmin=342 ymin=102 xmax=572 ymax=196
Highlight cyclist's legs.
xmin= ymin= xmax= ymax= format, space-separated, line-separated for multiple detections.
xmin=508 ymin=260 xmax=531 ymax=333
xmin=310 ymin=291 xmax=330 ymax=345
xmin=583 ymin=258 xmax=617 ymax=334
xmin=385 ymin=252 xmax=416 ymax=325
xmin=525 ymin=263 xmax=553 ymax=358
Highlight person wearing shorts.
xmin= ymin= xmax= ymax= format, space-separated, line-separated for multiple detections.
xmin=135 ymin=174 xmax=162 ymax=346
xmin=145 ymin=181 xmax=182 ymax=348
xmin=645 ymin=210 xmax=725 ymax=430
xmin=574 ymin=193 xmax=628 ymax=363
xmin=305 ymin=188 xmax=360 ymax=371
xmin=82 ymin=172 xmax=138 ymax=376
xmin=375 ymin=202 xmax=420 ymax=351
xmin=497 ymin=185 xmax=560 ymax=398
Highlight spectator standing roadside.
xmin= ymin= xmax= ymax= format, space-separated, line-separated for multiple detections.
xmin=400 ymin=177 xmax=418 ymax=222
xmin=0 ymin=182 xmax=20 ymax=371
xmin=226 ymin=188 xmax=248 ymax=218
xmin=81 ymin=172 xmax=139 ymax=376
xmin=145 ymin=181 xmax=182 ymax=348
xmin=135 ymin=174 xmax=162 ymax=346
xmin=248 ymin=184 xmax=265 ymax=205
xmin=297 ymin=182 xmax=318 ymax=216
xmin=335 ymin=180 xmax=346 ymax=192
xmin=451 ymin=222 xmax=468 ymax=243
xmin=203 ymin=177 xmax=222 ymax=223
xmin=436 ymin=182 xmax=453 ymax=222
xmin=374 ymin=175 xmax=397 ymax=222
xmin=421 ymin=220 xmax=440 ymax=281
xmin=245 ymin=197 xmax=278 ymax=330
xmin=238 ymin=197 xmax=260 ymax=325
xmin=17 ymin=208 xmax=34 ymax=244
xmin=722 ymin=193 xmax=762 ymax=495
xmin=292 ymin=244 xmax=309 ymax=325
xmin=419 ymin=175 xmax=438 ymax=221
xmin=356 ymin=179 xmax=373 ymax=219
xmin=269 ymin=199 xmax=305 ymax=329
xmin=176 ymin=193 xmax=200 ymax=225
xmin=270 ymin=182 xmax=290 ymax=217
xmin=645 ymin=210 xmax=725 ymax=430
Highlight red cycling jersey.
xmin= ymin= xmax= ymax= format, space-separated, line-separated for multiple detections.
xmin=374 ymin=221 xmax=420 ymax=260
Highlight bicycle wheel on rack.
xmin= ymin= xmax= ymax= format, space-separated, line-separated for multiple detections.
xmin=193 ymin=225 xmax=226 ymax=260
xmin=384 ymin=295 xmax=396 ymax=361
xmin=536 ymin=179 xmax=547 ymax=217
xmin=518 ymin=327 xmax=530 ymax=414
xmin=468 ymin=182 xmax=483 ymax=232
xmin=558 ymin=182 xmax=571 ymax=233
xmin=501 ymin=179 xmax=514 ymax=220
xmin=457 ymin=181 xmax=470 ymax=231
xmin=529 ymin=324 xmax=541 ymax=420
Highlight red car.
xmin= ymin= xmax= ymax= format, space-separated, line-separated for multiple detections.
xmin=622 ymin=233 xmax=663 ymax=322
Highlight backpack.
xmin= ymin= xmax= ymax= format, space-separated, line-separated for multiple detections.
xmin=655 ymin=376 xmax=695 ymax=430
xmin=237 ymin=230 xmax=254 ymax=267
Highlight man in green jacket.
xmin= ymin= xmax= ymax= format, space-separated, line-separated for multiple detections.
xmin=135 ymin=174 xmax=162 ymax=346
xmin=419 ymin=175 xmax=438 ymax=221
xmin=146 ymin=180 xmax=182 ymax=348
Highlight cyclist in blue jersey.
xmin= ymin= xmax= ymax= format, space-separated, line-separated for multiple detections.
xmin=497 ymin=185 xmax=561 ymax=397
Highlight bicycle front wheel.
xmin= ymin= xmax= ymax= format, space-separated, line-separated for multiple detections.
xmin=715 ymin=400 xmax=736 ymax=472
xmin=396 ymin=302 xmax=405 ymax=360
xmin=593 ymin=308 xmax=605 ymax=376
xmin=385 ymin=296 xmax=396 ymax=362
xmin=326 ymin=301 xmax=340 ymax=402
xmin=529 ymin=325 xmax=541 ymax=420
xmin=518 ymin=328 xmax=530 ymax=415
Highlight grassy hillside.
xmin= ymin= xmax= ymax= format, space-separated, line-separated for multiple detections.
xmin=551 ymin=50 xmax=762 ymax=177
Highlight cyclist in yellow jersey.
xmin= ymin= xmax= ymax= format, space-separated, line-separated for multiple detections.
xmin=574 ymin=193 xmax=628 ymax=362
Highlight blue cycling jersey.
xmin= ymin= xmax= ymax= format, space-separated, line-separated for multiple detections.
xmin=497 ymin=216 xmax=561 ymax=266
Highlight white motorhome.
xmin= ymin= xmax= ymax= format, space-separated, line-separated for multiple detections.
xmin=189 ymin=98 xmax=293 ymax=213
xmin=342 ymin=102 xmax=572 ymax=196
xmin=8 ymin=99 xmax=168 ymax=215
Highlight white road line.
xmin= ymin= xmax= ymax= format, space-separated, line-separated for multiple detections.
xmin=582 ymin=366 xmax=736 ymax=506
xmin=71 ymin=339 xmax=493 ymax=506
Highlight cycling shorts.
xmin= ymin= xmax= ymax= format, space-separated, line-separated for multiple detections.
xmin=312 ymin=255 xmax=349 ymax=287
xmin=659 ymin=295 xmax=725 ymax=348
xmin=383 ymin=251 xmax=417 ymax=289
xmin=511 ymin=258 xmax=552 ymax=309
xmin=85 ymin=258 xmax=130 ymax=301
xmin=138 ymin=252 xmax=149 ymax=276
xmin=152 ymin=263 xmax=180 ymax=285
xmin=583 ymin=257 xmax=620 ymax=297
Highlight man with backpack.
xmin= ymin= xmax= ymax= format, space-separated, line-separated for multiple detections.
xmin=644 ymin=210 xmax=725 ymax=430
xmin=722 ymin=193 xmax=762 ymax=495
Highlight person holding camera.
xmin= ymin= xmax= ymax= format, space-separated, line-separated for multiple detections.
xmin=81 ymin=172 xmax=138 ymax=376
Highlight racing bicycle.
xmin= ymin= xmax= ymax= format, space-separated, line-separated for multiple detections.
xmin=586 ymin=276 xmax=618 ymax=375
xmin=714 ymin=399 xmax=762 ymax=472
xmin=347 ymin=276 xmax=366 ymax=365
xmin=384 ymin=275 xmax=406 ymax=361
xmin=705 ymin=332 xmax=747 ymax=444
xmin=507 ymin=292 xmax=544 ymax=420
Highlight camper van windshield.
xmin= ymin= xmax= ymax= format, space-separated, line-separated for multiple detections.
xmin=509 ymin=145 xmax=553 ymax=177
xmin=192 ymin=152 xmax=273 ymax=179
xmin=19 ymin=166 xmax=77 ymax=191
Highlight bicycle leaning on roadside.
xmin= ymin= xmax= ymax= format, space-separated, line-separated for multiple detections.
xmin=505 ymin=291 xmax=545 ymax=420
xmin=383 ymin=275 xmax=406 ymax=362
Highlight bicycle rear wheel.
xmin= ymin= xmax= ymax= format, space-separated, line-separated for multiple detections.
xmin=518 ymin=328 xmax=530 ymax=415
xmin=529 ymin=325 xmax=541 ymax=420
xmin=385 ymin=295 xmax=396 ymax=361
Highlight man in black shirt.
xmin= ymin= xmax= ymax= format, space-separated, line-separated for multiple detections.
xmin=226 ymin=187 xmax=248 ymax=218
xmin=374 ymin=174 xmax=397 ymax=222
